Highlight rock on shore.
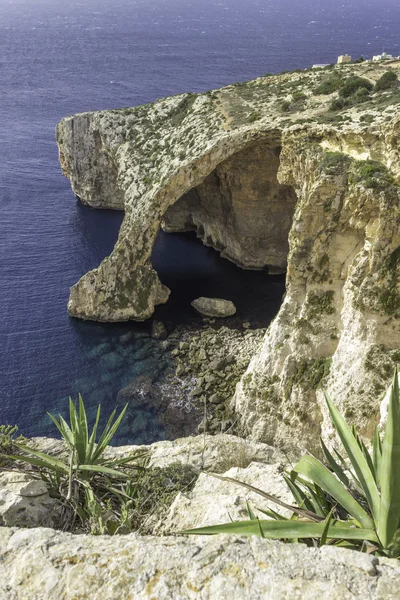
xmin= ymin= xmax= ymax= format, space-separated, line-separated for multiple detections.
xmin=191 ymin=297 xmax=237 ymax=318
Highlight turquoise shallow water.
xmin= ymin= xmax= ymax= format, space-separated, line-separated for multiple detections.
xmin=1 ymin=0 xmax=400 ymax=443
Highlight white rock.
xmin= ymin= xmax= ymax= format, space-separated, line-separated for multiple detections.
xmin=161 ymin=462 xmax=292 ymax=534
xmin=191 ymin=297 xmax=237 ymax=318
xmin=0 ymin=472 xmax=58 ymax=528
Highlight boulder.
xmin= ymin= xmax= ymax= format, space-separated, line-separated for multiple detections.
xmin=160 ymin=462 xmax=292 ymax=534
xmin=30 ymin=434 xmax=284 ymax=475
xmin=191 ymin=297 xmax=237 ymax=318
xmin=0 ymin=472 xmax=59 ymax=528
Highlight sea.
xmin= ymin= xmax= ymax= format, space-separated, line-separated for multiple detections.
xmin=1 ymin=0 xmax=400 ymax=444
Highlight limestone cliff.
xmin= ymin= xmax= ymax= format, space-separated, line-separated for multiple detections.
xmin=57 ymin=61 xmax=400 ymax=450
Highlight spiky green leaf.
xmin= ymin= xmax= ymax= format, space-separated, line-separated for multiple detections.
xmin=181 ymin=519 xmax=378 ymax=543
xmin=377 ymin=371 xmax=400 ymax=548
xmin=293 ymin=454 xmax=374 ymax=529
xmin=325 ymin=392 xmax=380 ymax=522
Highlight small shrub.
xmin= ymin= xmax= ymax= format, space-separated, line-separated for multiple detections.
xmin=329 ymin=97 xmax=347 ymax=111
xmin=319 ymin=152 xmax=351 ymax=175
xmin=306 ymin=290 xmax=336 ymax=318
xmin=351 ymin=87 xmax=371 ymax=104
xmin=6 ymin=397 xmax=147 ymax=534
xmin=129 ymin=463 xmax=198 ymax=533
xmin=359 ymin=113 xmax=375 ymax=124
xmin=280 ymin=100 xmax=291 ymax=113
xmin=292 ymin=91 xmax=306 ymax=102
xmin=375 ymin=71 xmax=398 ymax=92
xmin=0 ymin=425 xmax=26 ymax=466
xmin=339 ymin=76 xmax=373 ymax=98
xmin=285 ymin=357 xmax=332 ymax=399
xmin=249 ymin=111 xmax=261 ymax=123
xmin=314 ymin=74 xmax=343 ymax=95
xmin=350 ymin=159 xmax=395 ymax=190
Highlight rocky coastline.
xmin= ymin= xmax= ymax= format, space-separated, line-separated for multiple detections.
xmin=56 ymin=59 xmax=400 ymax=455
xmin=3 ymin=61 xmax=400 ymax=598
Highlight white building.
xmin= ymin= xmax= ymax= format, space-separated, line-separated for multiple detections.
xmin=372 ymin=52 xmax=394 ymax=61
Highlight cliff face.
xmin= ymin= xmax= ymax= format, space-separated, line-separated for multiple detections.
xmin=57 ymin=61 xmax=400 ymax=449
xmin=233 ymin=127 xmax=400 ymax=452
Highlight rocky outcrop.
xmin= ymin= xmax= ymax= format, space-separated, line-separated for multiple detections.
xmin=28 ymin=433 xmax=284 ymax=473
xmin=57 ymin=61 xmax=400 ymax=450
xmin=191 ymin=297 xmax=237 ymax=317
xmin=2 ymin=527 xmax=400 ymax=599
xmin=2 ymin=435 xmax=400 ymax=598
xmin=232 ymin=127 xmax=400 ymax=453
xmin=160 ymin=462 xmax=292 ymax=534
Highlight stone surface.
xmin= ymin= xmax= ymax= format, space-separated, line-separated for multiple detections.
xmin=169 ymin=325 xmax=265 ymax=434
xmin=1 ymin=527 xmax=400 ymax=599
xmin=232 ymin=127 xmax=400 ymax=454
xmin=191 ymin=297 xmax=237 ymax=318
xmin=0 ymin=472 xmax=58 ymax=528
xmin=57 ymin=60 xmax=400 ymax=451
xmin=161 ymin=461 xmax=292 ymax=534
xmin=163 ymin=141 xmax=296 ymax=270
xmin=28 ymin=433 xmax=284 ymax=474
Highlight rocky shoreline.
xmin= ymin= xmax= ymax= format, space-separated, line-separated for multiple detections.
xmin=57 ymin=59 xmax=400 ymax=453
xmin=116 ymin=317 xmax=266 ymax=441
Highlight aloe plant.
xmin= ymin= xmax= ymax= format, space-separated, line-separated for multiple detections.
xmin=182 ymin=371 xmax=400 ymax=558
xmin=8 ymin=396 xmax=138 ymax=476
xmin=7 ymin=396 xmax=147 ymax=531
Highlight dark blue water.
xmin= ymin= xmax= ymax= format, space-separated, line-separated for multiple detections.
xmin=1 ymin=0 xmax=400 ymax=443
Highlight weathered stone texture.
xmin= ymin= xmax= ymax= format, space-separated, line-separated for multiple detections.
xmin=1 ymin=528 xmax=400 ymax=599
xmin=163 ymin=141 xmax=297 ymax=270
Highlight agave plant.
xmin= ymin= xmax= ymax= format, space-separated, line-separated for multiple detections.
xmin=7 ymin=396 xmax=147 ymax=531
xmin=182 ymin=371 xmax=400 ymax=558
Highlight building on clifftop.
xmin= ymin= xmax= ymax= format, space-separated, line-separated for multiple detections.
xmin=337 ymin=54 xmax=352 ymax=64
xmin=372 ymin=51 xmax=394 ymax=61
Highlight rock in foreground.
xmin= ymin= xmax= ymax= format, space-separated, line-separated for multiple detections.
xmin=191 ymin=297 xmax=237 ymax=318
xmin=1 ymin=528 xmax=399 ymax=599
xmin=0 ymin=472 xmax=58 ymax=529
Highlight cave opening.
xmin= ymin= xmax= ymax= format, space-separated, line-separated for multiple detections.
xmin=151 ymin=139 xmax=297 ymax=329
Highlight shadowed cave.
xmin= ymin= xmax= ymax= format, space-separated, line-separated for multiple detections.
xmin=151 ymin=139 xmax=298 ymax=327
xmin=161 ymin=139 xmax=298 ymax=273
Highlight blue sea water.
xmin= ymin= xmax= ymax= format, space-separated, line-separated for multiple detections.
xmin=1 ymin=0 xmax=400 ymax=443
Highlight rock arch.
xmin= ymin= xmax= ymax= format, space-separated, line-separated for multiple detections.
xmin=60 ymin=115 xmax=296 ymax=322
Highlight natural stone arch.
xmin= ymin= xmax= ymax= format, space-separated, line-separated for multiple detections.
xmin=66 ymin=126 xmax=297 ymax=322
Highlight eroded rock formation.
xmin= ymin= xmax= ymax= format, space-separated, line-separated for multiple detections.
xmin=57 ymin=61 xmax=400 ymax=450
xmin=162 ymin=141 xmax=297 ymax=270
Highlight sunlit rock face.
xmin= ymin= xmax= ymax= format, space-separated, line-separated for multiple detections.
xmin=162 ymin=141 xmax=297 ymax=272
xmin=57 ymin=61 xmax=400 ymax=452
